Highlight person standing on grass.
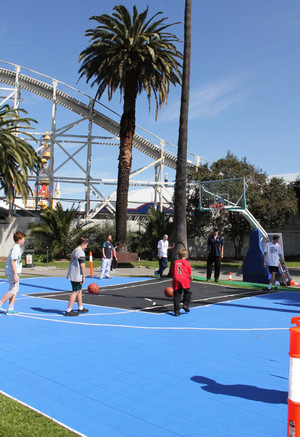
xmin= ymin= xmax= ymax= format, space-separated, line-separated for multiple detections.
xmin=65 ymin=236 xmax=89 ymax=316
xmin=99 ymin=235 xmax=114 ymax=279
xmin=0 ymin=231 xmax=25 ymax=315
xmin=264 ymin=234 xmax=284 ymax=291
xmin=206 ymin=226 xmax=224 ymax=283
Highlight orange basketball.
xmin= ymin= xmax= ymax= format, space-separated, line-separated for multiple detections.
xmin=164 ymin=286 xmax=174 ymax=298
xmin=88 ymin=283 xmax=99 ymax=294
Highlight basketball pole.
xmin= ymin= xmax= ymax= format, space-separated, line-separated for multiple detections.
xmin=287 ymin=317 xmax=300 ymax=436
xmin=89 ymin=251 xmax=93 ymax=277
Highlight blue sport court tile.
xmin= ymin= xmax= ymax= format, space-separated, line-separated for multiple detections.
xmin=0 ymin=277 xmax=298 ymax=436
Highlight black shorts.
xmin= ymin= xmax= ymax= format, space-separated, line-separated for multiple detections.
xmin=71 ymin=281 xmax=82 ymax=291
xmin=268 ymin=266 xmax=279 ymax=273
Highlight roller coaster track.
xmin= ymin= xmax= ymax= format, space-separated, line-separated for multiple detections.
xmin=0 ymin=66 xmax=197 ymax=171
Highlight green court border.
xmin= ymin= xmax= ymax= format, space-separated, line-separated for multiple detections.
xmin=192 ymin=275 xmax=300 ymax=292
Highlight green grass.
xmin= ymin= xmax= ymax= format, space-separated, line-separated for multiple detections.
xmin=0 ymin=393 xmax=78 ymax=436
xmin=134 ymin=259 xmax=300 ymax=269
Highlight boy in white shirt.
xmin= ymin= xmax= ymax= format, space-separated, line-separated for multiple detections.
xmin=0 ymin=231 xmax=25 ymax=315
xmin=264 ymin=234 xmax=284 ymax=291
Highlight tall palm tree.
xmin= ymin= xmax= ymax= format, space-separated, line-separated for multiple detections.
xmin=78 ymin=5 xmax=182 ymax=251
xmin=173 ymin=0 xmax=192 ymax=256
xmin=0 ymin=105 xmax=41 ymax=214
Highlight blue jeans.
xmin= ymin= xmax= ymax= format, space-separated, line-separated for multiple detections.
xmin=157 ymin=257 xmax=168 ymax=278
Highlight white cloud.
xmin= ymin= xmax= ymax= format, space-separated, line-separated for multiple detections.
xmin=160 ymin=71 xmax=258 ymax=122
xmin=269 ymin=173 xmax=300 ymax=183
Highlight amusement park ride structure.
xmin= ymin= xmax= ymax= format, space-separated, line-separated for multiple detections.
xmin=0 ymin=61 xmax=210 ymax=218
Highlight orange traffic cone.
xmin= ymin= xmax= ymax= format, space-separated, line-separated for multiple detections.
xmin=228 ymin=272 xmax=232 ymax=281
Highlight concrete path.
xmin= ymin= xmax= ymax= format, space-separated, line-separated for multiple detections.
xmin=1 ymin=263 xmax=299 ymax=284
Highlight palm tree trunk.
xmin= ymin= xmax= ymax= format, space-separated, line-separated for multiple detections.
xmin=115 ymin=80 xmax=137 ymax=252
xmin=173 ymin=0 xmax=192 ymax=257
xmin=8 ymin=186 xmax=15 ymax=219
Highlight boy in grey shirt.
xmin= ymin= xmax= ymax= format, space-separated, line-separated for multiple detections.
xmin=0 ymin=231 xmax=25 ymax=315
xmin=65 ymin=236 xmax=89 ymax=316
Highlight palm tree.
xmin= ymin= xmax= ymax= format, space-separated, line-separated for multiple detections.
xmin=29 ymin=204 xmax=92 ymax=259
xmin=142 ymin=206 xmax=173 ymax=257
xmin=0 ymin=104 xmax=41 ymax=214
xmin=173 ymin=0 xmax=192 ymax=256
xmin=78 ymin=5 xmax=182 ymax=251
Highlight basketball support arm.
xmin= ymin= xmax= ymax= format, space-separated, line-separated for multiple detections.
xmin=235 ymin=208 xmax=268 ymax=240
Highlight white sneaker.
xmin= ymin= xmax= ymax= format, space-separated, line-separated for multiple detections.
xmin=275 ymin=281 xmax=280 ymax=290
xmin=267 ymin=283 xmax=272 ymax=291
xmin=99 ymin=276 xmax=103 ymax=280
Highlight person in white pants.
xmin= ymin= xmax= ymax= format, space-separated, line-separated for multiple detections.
xmin=99 ymin=235 xmax=113 ymax=279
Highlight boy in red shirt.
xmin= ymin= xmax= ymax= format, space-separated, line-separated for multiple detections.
xmin=172 ymin=249 xmax=192 ymax=316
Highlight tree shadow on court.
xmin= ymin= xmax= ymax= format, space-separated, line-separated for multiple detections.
xmin=20 ymin=281 xmax=69 ymax=293
xmin=31 ymin=307 xmax=65 ymax=315
xmin=191 ymin=376 xmax=287 ymax=404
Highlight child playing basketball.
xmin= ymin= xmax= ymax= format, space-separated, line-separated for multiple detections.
xmin=172 ymin=249 xmax=193 ymax=317
xmin=65 ymin=236 xmax=89 ymax=316
xmin=0 ymin=231 xmax=25 ymax=315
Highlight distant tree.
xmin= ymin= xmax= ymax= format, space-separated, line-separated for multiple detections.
xmin=188 ymin=152 xmax=298 ymax=259
xmin=257 ymin=177 xmax=298 ymax=230
xmin=0 ymin=105 xmax=41 ymax=215
xmin=29 ymin=204 xmax=92 ymax=259
xmin=129 ymin=207 xmax=173 ymax=259
xmin=78 ymin=5 xmax=182 ymax=252
xmin=292 ymin=177 xmax=300 ymax=211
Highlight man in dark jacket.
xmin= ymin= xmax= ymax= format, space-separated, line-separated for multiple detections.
xmin=206 ymin=227 xmax=224 ymax=283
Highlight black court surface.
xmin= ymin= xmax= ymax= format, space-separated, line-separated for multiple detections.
xmin=28 ymin=277 xmax=267 ymax=314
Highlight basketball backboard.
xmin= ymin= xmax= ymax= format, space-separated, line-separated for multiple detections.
xmin=199 ymin=177 xmax=247 ymax=211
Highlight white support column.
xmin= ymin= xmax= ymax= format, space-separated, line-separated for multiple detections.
xmin=154 ymin=164 xmax=159 ymax=208
xmin=49 ymin=80 xmax=57 ymax=208
xmin=13 ymin=65 xmax=21 ymax=110
xmin=85 ymin=98 xmax=94 ymax=216
xmin=159 ymin=140 xmax=165 ymax=212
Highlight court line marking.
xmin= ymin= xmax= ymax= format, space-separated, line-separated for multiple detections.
xmin=15 ymin=289 xmax=270 ymax=318
xmin=17 ymin=294 xmax=165 ymax=316
xmin=16 ymin=314 xmax=289 ymax=330
xmin=84 ymin=278 xmax=169 ymax=293
xmin=136 ymin=290 xmax=268 ymax=312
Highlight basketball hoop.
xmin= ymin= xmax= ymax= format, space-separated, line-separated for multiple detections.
xmin=209 ymin=203 xmax=225 ymax=219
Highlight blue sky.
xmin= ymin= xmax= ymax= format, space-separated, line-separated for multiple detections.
xmin=1 ymin=0 xmax=300 ymax=183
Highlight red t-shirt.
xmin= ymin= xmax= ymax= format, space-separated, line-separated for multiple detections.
xmin=172 ymin=259 xmax=192 ymax=290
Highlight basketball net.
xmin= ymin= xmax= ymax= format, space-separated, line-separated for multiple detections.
xmin=209 ymin=203 xmax=225 ymax=219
